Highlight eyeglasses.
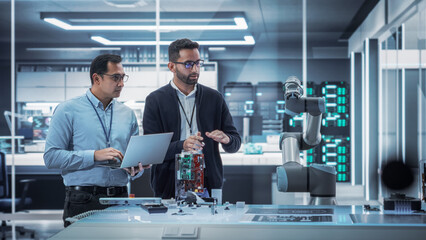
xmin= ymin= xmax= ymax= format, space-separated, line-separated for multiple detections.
xmin=173 ymin=60 xmax=204 ymax=69
xmin=101 ymin=73 xmax=129 ymax=83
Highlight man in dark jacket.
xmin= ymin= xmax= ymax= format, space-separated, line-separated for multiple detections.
xmin=143 ymin=38 xmax=241 ymax=199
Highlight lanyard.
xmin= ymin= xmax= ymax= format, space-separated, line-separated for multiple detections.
xmin=86 ymin=95 xmax=113 ymax=147
xmin=176 ymin=94 xmax=196 ymax=135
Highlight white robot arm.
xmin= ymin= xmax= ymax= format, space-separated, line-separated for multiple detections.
xmin=277 ymin=76 xmax=337 ymax=205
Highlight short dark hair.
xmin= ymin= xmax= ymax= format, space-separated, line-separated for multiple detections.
xmin=168 ymin=38 xmax=199 ymax=62
xmin=90 ymin=54 xmax=122 ymax=85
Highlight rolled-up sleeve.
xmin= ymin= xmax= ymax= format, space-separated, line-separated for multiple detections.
xmin=44 ymin=104 xmax=95 ymax=170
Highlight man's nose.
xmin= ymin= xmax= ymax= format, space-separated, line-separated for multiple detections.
xmin=191 ymin=65 xmax=199 ymax=73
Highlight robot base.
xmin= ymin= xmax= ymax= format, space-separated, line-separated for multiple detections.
xmin=309 ymin=197 xmax=337 ymax=205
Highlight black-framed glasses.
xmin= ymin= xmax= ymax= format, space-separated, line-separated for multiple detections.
xmin=173 ymin=60 xmax=204 ymax=69
xmin=101 ymin=73 xmax=129 ymax=83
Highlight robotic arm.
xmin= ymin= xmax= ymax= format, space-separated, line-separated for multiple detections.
xmin=280 ymin=77 xmax=324 ymax=162
xmin=277 ymin=76 xmax=337 ymax=205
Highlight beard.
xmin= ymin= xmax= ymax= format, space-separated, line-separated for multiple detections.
xmin=176 ymin=68 xmax=199 ymax=85
xmin=113 ymin=88 xmax=122 ymax=97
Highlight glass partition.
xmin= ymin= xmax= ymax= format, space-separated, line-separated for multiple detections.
xmin=418 ymin=4 xmax=426 ymax=206
xmin=379 ymin=4 xmax=426 ymax=199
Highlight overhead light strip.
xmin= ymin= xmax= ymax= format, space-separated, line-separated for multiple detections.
xmin=43 ymin=17 xmax=248 ymax=31
xmin=26 ymin=47 xmax=121 ymax=51
xmin=91 ymin=36 xmax=255 ymax=46
xmin=69 ymin=19 xmax=232 ymax=23
xmin=208 ymin=47 xmax=227 ymax=51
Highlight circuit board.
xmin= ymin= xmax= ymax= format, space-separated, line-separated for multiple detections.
xmin=175 ymin=152 xmax=205 ymax=200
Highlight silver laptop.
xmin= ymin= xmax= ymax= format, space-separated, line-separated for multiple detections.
xmin=100 ymin=132 xmax=173 ymax=168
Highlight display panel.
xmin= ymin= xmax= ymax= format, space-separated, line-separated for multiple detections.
xmin=32 ymin=116 xmax=51 ymax=141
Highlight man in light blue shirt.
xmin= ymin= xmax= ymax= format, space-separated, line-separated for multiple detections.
xmin=44 ymin=54 xmax=147 ymax=227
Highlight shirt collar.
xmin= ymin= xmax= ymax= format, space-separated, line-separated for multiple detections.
xmin=86 ymin=89 xmax=115 ymax=110
xmin=170 ymin=80 xmax=197 ymax=97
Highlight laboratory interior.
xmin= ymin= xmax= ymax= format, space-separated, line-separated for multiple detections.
xmin=0 ymin=0 xmax=426 ymax=239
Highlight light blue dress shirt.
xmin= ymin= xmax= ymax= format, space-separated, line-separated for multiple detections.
xmin=170 ymin=80 xmax=198 ymax=141
xmin=44 ymin=89 xmax=140 ymax=187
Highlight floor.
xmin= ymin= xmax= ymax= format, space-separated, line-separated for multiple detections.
xmin=1 ymin=184 xmax=379 ymax=239
xmin=1 ymin=210 xmax=63 ymax=240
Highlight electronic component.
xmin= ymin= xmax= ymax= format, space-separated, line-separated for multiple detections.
xmin=250 ymin=215 xmax=333 ymax=223
xmin=236 ymin=201 xmax=245 ymax=208
xmin=175 ymin=152 xmax=205 ymax=201
xmin=99 ymin=197 xmax=161 ymax=205
xmin=141 ymin=203 xmax=168 ymax=214
xmin=384 ymin=193 xmax=421 ymax=212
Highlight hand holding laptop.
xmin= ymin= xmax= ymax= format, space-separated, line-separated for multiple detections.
xmin=95 ymin=148 xmax=151 ymax=176
xmin=95 ymin=133 xmax=173 ymax=171
xmin=123 ymin=162 xmax=151 ymax=176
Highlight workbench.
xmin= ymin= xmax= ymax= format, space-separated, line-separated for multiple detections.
xmin=49 ymin=204 xmax=426 ymax=239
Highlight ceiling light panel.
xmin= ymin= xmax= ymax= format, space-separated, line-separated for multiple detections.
xmin=41 ymin=12 xmax=248 ymax=31
xmin=26 ymin=47 xmax=121 ymax=51
xmin=44 ymin=17 xmax=247 ymax=31
xmin=91 ymin=35 xmax=255 ymax=46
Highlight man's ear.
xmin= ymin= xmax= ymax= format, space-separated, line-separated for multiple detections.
xmin=92 ymin=73 xmax=101 ymax=84
xmin=168 ymin=62 xmax=176 ymax=73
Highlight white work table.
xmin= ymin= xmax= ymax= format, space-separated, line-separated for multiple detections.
xmin=49 ymin=204 xmax=426 ymax=239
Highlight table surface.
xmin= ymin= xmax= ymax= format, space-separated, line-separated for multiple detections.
xmin=50 ymin=203 xmax=426 ymax=240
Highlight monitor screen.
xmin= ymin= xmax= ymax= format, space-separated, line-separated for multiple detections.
xmin=232 ymin=116 xmax=263 ymax=136
xmin=32 ymin=116 xmax=51 ymax=141
xmin=18 ymin=120 xmax=33 ymax=140
xmin=224 ymin=84 xmax=254 ymax=102
xmin=256 ymin=83 xmax=284 ymax=102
